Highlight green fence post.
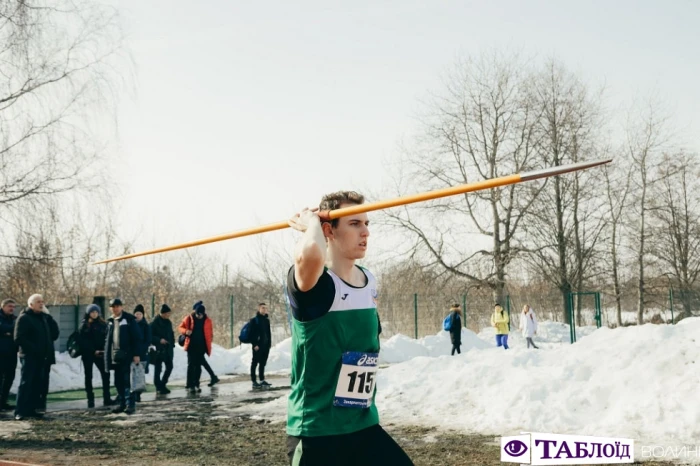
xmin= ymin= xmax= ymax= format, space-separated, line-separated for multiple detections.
xmin=230 ymin=295 xmax=235 ymax=348
xmin=568 ymin=293 xmax=576 ymax=344
xmin=413 ymin=293 xmax=418 ymax=340
xmin=462 ymin=294 xmax=467 ymax=328
xmin=669 ymin=287 xmax=674 ymax=324
xmin=595 ymin=292 xmax=601 ymax=328
xmin=75 ymin=295 xmax=80 ymax=331
xmin=151 ymin=293 xmax=155 ymax=319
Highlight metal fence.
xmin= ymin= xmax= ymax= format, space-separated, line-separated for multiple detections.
xmin=44 ymin=285 xmax=696 ymax=352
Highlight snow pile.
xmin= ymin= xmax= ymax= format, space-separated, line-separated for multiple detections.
xmin=375 ymin=317 xmax=700 ymax=448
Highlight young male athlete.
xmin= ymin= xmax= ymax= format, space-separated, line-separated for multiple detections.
xmin=285 ymin=191 xmax=413 ymax=466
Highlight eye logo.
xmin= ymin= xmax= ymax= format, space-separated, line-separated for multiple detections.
xmin=504 ymin=440 xmax=528 ymax=457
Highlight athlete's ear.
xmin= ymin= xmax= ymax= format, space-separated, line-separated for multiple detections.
xmin=321 ymin=221 xmax=334 ymax=239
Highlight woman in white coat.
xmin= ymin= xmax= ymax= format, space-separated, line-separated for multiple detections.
xmin=519 ymin=305 xmax=539 ymax=349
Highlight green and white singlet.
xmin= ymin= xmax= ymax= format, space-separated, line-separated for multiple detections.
xmin=286 ymin=265 xmax=380 ymax=437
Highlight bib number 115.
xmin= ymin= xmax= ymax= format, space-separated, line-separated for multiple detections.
xmin=346 ymin=370 xmax=375 ymax=394
xmin=333 ymin=351 xmax=379 ymax=409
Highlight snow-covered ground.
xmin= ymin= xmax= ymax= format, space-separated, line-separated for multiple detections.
xmin=10 ymin=317 xmax=700 ymax=462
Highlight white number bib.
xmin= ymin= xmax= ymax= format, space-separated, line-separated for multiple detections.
xmin=333 ymin=351 xmax=379 ymax=409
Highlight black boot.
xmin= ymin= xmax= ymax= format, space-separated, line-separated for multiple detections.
xmin=87 ymin=392 xmax=95 ymax=409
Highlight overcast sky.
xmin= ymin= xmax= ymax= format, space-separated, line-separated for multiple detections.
xmin=106 ymin=0 xmax=700 ymax=272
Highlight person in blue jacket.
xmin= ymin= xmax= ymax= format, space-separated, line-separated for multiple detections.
xmin=447 ymin=304 xmax=462 ymax=355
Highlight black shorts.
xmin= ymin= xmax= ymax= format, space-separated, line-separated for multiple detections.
xmin=287 ymin=424 xmax=413 ymax=466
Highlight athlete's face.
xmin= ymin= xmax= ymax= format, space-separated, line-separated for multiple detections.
xmin=326 ymin=205 xmax=370 ymax=260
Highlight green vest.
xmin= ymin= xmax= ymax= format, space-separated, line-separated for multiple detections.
xmin=286 ymin=267 xmax=380 ymax=437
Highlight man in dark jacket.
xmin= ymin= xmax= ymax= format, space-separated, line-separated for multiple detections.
xmin=150 ymin=304 xmax=175 ymax=395
xmin=132 ymin=304 xmax=151 ymax=402
xmin=448 ymin=304 xmax=462 ymax=355
xmin=249 ymin=302 xmax=272 ymax=389
xmin=0 ymin=299 xmax=18 ymax=410
xmin=13 ymin=294 xmax=57 ymax=420
xmin=133 ymin=305 xmax=151 ymax=367
xmin=104 ymin=298 xmax=142 ymax=415
xmin=37 ymin=303 xmax=59 ymax=414
xmin=79 ymin=304 xmax=113 ymax=408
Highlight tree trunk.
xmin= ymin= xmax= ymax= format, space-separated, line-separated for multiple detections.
xmin=555 ymin=174 xmax=571 ymax=324
xmin=611 ymin=227 xmax=623 ymax=326
xmin=637 ymin=177 xmax=647 ymax=325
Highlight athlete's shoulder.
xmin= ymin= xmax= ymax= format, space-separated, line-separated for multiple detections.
xmin=356 ymin=265 xmax=377 ymax=283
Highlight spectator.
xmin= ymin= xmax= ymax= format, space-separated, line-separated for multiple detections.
xmin=132 ymin=304 xmax=152 ymax=402
xmin=519 ymin=304 xmax=539 ymax=349
xmin=179 ymin=301 xmax=213 ymax=393
xmin=13 ymin=294 xmax=56 ymax=420
xmin=490 ymin=303 xmax=510 ymax=350
xmin=0 ymin=299 xmax=18 ymax=411
xmin=249 ymin=302 xmax=272 ymax=389
xmin=150 ymin=304 xmax=175 ymax=395
xmin=447 ymin=304 xmax=462 ymax=355
xmin=104 ymin=298 xmax=142 ymax=415
xmin=190 ymin=301 xmax=220 ymax=387
xmin=79 ymin=304 xmax=114 ymax=408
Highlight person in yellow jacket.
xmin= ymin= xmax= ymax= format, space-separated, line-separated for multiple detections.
xmin=490 ymin=304 xmax=510 ymax=350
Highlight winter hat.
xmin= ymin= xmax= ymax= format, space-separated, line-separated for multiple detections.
xmin=133 ymin=304 xmax=145 ymax=315
xmin=85 ymin=304 xmax=101 ymax=316
xmin=160 ymin=304 xmax=172 ymax=314
xmin=194 ymin=301 xmax=206 ymax=315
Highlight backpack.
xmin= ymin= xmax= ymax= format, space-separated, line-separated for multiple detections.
xmin=239 ymin=316 xmax=259 ymax=344
xmin=443 ymin=314 xmax=453 ymax=332
xmin=67 ymin=331 xmax=82 ymax=358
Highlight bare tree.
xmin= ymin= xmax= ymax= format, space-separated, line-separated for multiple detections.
xmin=381 ymin=51 xmax=543 ymax=304
xmin=625 ymin=100 xmax=670 ymax=324
xmin=648 ymin=151 xmax=700 ymax=321
xmin=602 ymin=154 xmax=633 ymax=326
xmin=0 ymin=0 xmax=129 ymax=214
xmin=521 ymin=59 xmax=604 ymax=324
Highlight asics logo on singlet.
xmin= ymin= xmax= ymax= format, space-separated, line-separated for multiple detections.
xmin=357 ymin=354 xmax=378 ymax=366
xmin=341 ymin=293 xmax=348 ymax=300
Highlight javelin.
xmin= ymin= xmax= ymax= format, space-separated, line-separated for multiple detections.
xmin=94 ymin=159 xmax=611 ymax=265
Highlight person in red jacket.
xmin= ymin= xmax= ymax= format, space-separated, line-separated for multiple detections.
xmin=178 ymin=301 xmax=213 ymax=393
